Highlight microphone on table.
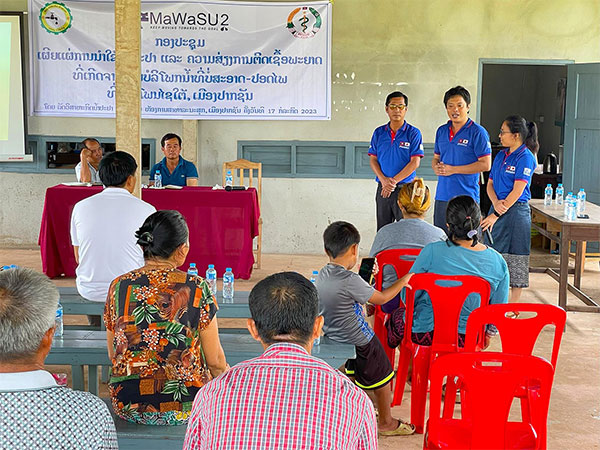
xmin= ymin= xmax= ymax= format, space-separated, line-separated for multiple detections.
xmin=225 ymin=185 xmax=247 ymax=191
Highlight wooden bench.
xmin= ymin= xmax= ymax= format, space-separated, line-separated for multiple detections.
xmin=47 ymin=330 xmax=355 ymax=394
xmin=102 ymin=399 xmax=186 ymax=450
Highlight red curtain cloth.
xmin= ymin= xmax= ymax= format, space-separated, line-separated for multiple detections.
xmin=39 ymin=185 xmax=260 ymax=279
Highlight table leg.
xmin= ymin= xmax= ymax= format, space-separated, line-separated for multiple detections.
xmin=72 ymin=365 xmax=84 ymax=391
xmin=88 ymin=366 xmax=99 ymax=395
xmin=574 ymin=241 xmax=587 ymax=288
xmin=558 ymin=232 xmax=570 ymax=310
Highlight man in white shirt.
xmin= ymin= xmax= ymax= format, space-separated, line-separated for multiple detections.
xmin=70 ymin=151 xmax=156 ymax=303
xmin=0 ymin=267 xmax=118 ymax=450
xmin=75 ymin=138 xmax=103 ymax=183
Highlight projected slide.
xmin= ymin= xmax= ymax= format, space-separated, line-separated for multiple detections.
xmin=0 ymin=14 xmax=27 ymax=161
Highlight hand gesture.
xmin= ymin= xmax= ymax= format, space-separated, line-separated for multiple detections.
xmin=481 ymin=214 xmax=498 ymax=232
xmin=494 ymin=200 xmax=509 ymax=215
xmin=80 ymin=148 xmax=91 ymax=162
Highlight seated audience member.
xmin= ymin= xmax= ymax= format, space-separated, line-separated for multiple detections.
xmin=369 ymin=178 xmax=446 ymax=316
xmin=0 ymin=268 xmax=117 ymax=449
xmin=184 ymin=272 xmax=378 ymax=449
xmin=70 ymin=151 xmax=156 ymax=306
xmin=105 ymin=210 xmax=227 ymax=425
xmin=75 ymin=137 xmax=103 ymax=183
xmin=150 ymin=133 xmax=198 ymax=186
xmin=399 ymin=195 xmax=509 ymax=347
xmin=316 ymin=222 xmax=415 ymax=436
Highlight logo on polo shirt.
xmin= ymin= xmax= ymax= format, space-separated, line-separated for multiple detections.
xmin=398 ymin=141 xmax=411 ymax=148
xmin=506 ymin=165 xmax=516 ymax=174
xmin=523 ymin=167 xmax=532 ymax=176
xmin=458 ymin=139 xmax=469 ymax=146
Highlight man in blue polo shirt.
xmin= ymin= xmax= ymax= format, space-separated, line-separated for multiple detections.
xmin=150 ymin=133 xmax=199 ymax=187
xmin=432 ymin=86 xmax=491 ymax=233
xmin=369 ymin=91 xmax=424 ymax=230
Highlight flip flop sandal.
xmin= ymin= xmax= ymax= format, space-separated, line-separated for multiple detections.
xmin=506 ymin=311 xmax=520 ymax=319
xmin=378 ymin=420 xmax=416 ymax=436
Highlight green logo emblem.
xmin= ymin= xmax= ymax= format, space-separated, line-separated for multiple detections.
xmin=287 ymin=7 xmax=322 ymax=39
xmin=39 ymin=2 xmax=72 ymax=35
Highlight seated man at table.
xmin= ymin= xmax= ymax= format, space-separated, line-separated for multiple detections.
xmin=184 ymin=272 xmax=378 ymax=450
xmin=150 ymin=133 xmax=198 ymax=186
xmin=70 ymin=151 xmax=156 ymax=307
xmin=0 ymin=267 xmax=118 ymax=449
xmin=75 ymin=137 xmax=103 ymax=183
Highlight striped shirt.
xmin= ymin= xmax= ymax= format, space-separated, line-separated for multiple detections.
xmin=183 ymin=343 xmax=378 ymax=450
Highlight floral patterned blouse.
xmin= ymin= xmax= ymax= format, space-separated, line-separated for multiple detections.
xmin=104 ymin=267 xmax=217 ymax=426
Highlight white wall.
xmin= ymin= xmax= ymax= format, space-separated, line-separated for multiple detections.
xmin=1 ymin=0 xmax=599 ymax=253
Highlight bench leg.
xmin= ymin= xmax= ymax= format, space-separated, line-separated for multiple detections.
xmin=88 ymin=366 xmax=99 ymax=395
xmin=101 ymin=366 xmax=109 ymax=384
xmin=72 ymin=365 xmax=85 ymax=391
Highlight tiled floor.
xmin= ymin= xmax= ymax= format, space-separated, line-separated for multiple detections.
xmin=1 ymin=247 xmax=599 ymax=449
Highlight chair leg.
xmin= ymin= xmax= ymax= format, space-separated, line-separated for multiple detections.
xmin=391 ymin=342 xmax=412 ymax=407
xmin=256 ymin=220 xmax=262 ymax=269
xmin=410 ymin=345 xmax=431 ymax=434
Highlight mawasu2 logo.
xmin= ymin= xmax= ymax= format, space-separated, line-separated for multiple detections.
xmin=39 ymin=1 xmax=72 ymax=35
xmin=287 ymin=7 xmax=322 ymax=38
xmin=141 ymin=11 xmax=229 ymax=30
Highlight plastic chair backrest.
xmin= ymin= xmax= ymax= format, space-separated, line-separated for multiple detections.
xmin=464 ymin=303 xmax=566 ymax=369
xmin=373 ymin=248 xmax=421 ymax=291
xmin=404 ymin=273 xmax=491 ymax=355
xmin=427 ymin=352 xmax=553 ymax=449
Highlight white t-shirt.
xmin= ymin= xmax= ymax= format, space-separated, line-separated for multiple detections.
xmin=75 ymin=161 xmax=101 ymax=183
xmin=70 ymin=187 xmax=156 ymax=302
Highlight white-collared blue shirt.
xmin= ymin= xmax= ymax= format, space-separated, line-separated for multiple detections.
xmin=489 ymin=144 xmax=537 ymax=203
xmin=150 ymin=156 xmax=198 ymax=186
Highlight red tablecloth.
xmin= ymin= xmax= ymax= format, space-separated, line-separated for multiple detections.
xmin=38 ymin=185 xmax=260 ymax=279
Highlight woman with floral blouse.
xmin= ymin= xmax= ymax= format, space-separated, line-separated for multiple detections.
xmin=104 ymin=210 xmax=228 ymax=425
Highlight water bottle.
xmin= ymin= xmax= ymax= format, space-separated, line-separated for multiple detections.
xmin=555 ymin=184 xmax=564 ymax=206
xmin=544 ymin=184 xmax=553 ymax=206
xmin=54 ymin=303 xmax=63 ymax=337
xmin=314 ymin=335 xmax=321 ymax=346
xmin=564 ymin=192 xmax=573 ymax=217
xmin=577 ymin=189 xmax=586 ymax=215
xmin=205 ymin=264 xmax=217 ymax=297
xmin=223 ymin=268 xmax=234 ymax=302
xmin=187 ymin=263 xmax=198 ymax=277
xmin=225 ymin=170 xmax=233 ymax=187
xmin=567 ymin=195 xmax=578 ymax=221
xmin=154 ymin=170 xmax=162 ymax=188
xmin=310 ymin=270 xmax=318 ymax=283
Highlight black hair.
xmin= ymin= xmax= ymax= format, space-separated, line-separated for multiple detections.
xmin=81 ymin=138 xmax=100 ymax=150
xmin=323 ymin=221 xmax=361 ymax=258
xmin=503 ymin=115 xmax=540 ymax=155
xmin=135 ymin=210 xmax=189 ymax=260
xmin=445 ymin=196 xmax=481 ymax=247
xmin=249 ymin=272 xmax=318 ymax=345
xmin=161 ymin=133 xmax=182 ymax=147
xmin=98 ymin=151 xmax=137 ymax=187
xmin=443 ymin=86 xmax=471 ymax=106
xmin=385 ymin=91 xmax=409 ymax=107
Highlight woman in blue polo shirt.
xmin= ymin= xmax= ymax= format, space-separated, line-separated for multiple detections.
xmin=432 ymin=86 xmax=492 ymax=234
xmin=481 ymin=115 xmax=538 ymax=303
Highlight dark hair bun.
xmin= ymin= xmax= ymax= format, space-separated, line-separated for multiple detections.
xmin=136 ymin=210 xmax=189 ymax=259
xmin=136 ymin=230 xmax=154 ymax=247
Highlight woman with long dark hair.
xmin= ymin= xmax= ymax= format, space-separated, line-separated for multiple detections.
xmin=481 ymin=115 xmax=538 ymax=303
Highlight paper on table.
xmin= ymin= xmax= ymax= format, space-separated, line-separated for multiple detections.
xmin=164 ymin=185 xmax=184 ymax=190
xmin=61 ymin=182 xmax=91 ymax=187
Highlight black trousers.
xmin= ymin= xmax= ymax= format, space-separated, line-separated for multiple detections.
xmin=376 ymin=183 xmax=403 ymax=231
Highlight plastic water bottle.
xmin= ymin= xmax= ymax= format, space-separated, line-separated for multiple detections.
xmin=567 ymin=195 xmax=578 ymax=221
xmin=564 ymin=192 xmax=573 ymax=216
xmin=187 ymin=263 xmax=198 ymax=277
xmin=577 ymin=189 xmax=586 ymax=215
xmin=223 ymin=268 xmax=234 ymax=302
xmin=54 ymin=303 xmax=63 ymax=337
xmin=225 ymin=170 xmax=233 ymax=187
xmin=544 ymin=184 xmax=553 ymax=206
xmin=205 ymin=264 xmax=217 ymax=296
xmin=310 ymin=270 xmax=318 ymax=283
xmin=154 ymin=170 xmax=162 ymax=188
xmin=555 ymin=184 xmax=564 ymax=206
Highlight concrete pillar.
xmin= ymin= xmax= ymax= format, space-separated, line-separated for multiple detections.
xmin=114 ymin=0 xmax=141 ymax=197
xmin=182 ymin=119 xmax=199 ymax=172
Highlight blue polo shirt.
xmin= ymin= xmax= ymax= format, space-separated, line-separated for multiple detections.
xmin=368 ymin=121 xmax=424 ymax=184
xmin=489 ymin=144 xmax=537 ymax=203
xmin=434 ymin=119 xmax=491 ymax=201
xmin=150 ymin=157 xmax=198 ymax=187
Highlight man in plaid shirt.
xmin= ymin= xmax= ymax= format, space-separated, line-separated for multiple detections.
xmin=183 ymin=272 xmax=378 ymax=450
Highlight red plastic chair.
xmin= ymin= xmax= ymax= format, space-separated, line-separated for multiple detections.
xmin=391 ymin=273 xmax=491 ymax=434
xmin=462 ymin=303 xmax=566 ymax=449
xmin=372 ymin=248 xmax=421 ymax=366
xmin=424 ymin=352 xmax=554 ymax=450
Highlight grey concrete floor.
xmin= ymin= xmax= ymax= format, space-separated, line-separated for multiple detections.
xmin=1 ymin=247 xmax=599 ymax=449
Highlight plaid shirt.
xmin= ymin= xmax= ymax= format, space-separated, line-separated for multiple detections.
xmin=183 ymin=343 xmax=378 ymax=450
